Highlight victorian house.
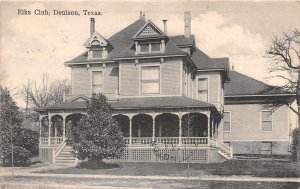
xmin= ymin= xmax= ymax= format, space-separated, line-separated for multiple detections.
xmin=37 ymin=12 xmax=297 ymax=164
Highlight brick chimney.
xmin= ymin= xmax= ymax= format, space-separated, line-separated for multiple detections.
xmin=162 ymin=19 xmax=168 ymax=35
xmin=90 ymin=18 xmax=95 ymax=36
xmin=184 ymin=11 xmax=191 ymax=38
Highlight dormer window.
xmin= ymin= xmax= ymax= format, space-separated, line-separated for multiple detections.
xmin=139 ymin=42 xmax=161 ymax=53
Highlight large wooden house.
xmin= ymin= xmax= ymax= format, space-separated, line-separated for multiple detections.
xmin=37 ymin=12 xmax=297 ymax=165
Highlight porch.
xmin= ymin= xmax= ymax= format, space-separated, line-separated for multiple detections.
xmin=39 ymin=136 xmax=209 ymax=147
xmin=37 ymin=96 xmax=232 ymax=163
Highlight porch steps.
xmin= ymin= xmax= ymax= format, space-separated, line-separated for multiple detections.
xmin=54 ymin=146 xmax=76 ymax=165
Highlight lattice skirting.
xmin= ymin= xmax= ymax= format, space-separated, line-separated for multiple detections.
xmin=109 ymin=147 xmax=212 ymax=163
xmin=39 ymin=147 xmax=55 ymax=163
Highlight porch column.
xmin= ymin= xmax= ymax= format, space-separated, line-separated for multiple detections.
xmin=152 ymin=114 xmax=156 ymax=142
xmin=129 ymin=115 xmax=132 ymax=146
xmin=207 ymin=113 xmax=210 ymax=146
xmin=179 ymin=112 xmax=182 ymax=146
xmin=39 ymin=115 xmax=43 ymax=146
xmin=212 ymin=117 xmax=215 ymax=139
xmin=62 ymin=114 xmax=66 ymax=140
xmin=48 ymin=114 xmax=52 ymax=146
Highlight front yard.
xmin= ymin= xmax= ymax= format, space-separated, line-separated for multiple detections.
xmin=36 ymin=159 xmax=300 ymax=178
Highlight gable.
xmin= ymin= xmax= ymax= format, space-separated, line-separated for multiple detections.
xmin=133 ymin=21 xmax=166 ymax=39
xmin=83 ymin=32 xmax=109 ymax=47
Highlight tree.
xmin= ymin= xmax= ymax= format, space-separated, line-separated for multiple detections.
xmin=73 ymin=93 xmax=125 ymax=164
xmin=0 ymin=86 xmax=38 ymax=166
xmin=266 ymin=29 xmax=300 ymax=161
xmin=0 ymin=63 xmax=8 ymax=87
xmin=21 ymin=73 xmax=72 ymax=108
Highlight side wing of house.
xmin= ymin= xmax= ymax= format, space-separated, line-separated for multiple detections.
xmin=223 ymin=71 xmax=296 ymax=156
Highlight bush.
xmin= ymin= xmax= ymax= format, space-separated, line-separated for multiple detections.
xmin=2 ymin=146 xmax=32 ymax=166
xmin=14 ymin=128 xmax=39 ymax=156
xmin=290 ymin=128 xmax=299 ymax=162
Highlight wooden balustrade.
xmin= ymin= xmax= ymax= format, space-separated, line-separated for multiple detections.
xmin=123 ymin=137 xmax=208 ymax=146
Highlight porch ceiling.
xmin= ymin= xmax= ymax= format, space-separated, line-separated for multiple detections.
xmin=36 ymin=96 xmax=215 ymax=111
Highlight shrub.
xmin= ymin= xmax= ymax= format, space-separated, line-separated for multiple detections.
xmin=2 ymin=146 xmax=32 ymax=166
xmin=73 ymin=93 xmax=125 ymax=164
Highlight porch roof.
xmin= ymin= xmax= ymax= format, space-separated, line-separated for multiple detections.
xmin=37 ymin=96 xmax=215 ymax=111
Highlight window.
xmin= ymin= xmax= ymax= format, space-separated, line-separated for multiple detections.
xmin=140 ymin=43 xmax=149 ymax=52
xmin=92 ymin=49 xmax=103 ymax=58
xmin=92 ymin=71 xmax=102 ymax=94
xmin=151 ymin=43 xmax=160 ymax=52
xmin=139 ymin=42 xmax=161 ymax=53
xmin=261 ymin=110 xmax=272 ymax=131
xmin=141 ymin=66 xmax=160 ymax=94
xmin=198 ymin=78 xmax=208 ymax=102
xmin=261 ymin=142 xmax=272 ymax=155
xmin=223 ymin=112 xmax=231 ymax=132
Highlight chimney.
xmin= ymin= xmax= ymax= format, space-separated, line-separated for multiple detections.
xmin=184 ymin=11 xmax=191 ymax=38
xmin=162 ymin=20 xmax=168 ymax=35
xmin=142 ymin=12 xmax=146 ymax=21
xmin=90 ymin=18 xmax=95 ymax=36
xmin=139 ymin=11 xmax=143 ymax=19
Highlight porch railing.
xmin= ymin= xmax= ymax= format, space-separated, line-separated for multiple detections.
xmin=40 ymin=137 xmax=49 ymax=146
xmin=50 ymin=137 xmax=64 ymax=146
xmin=181 ymin=137 xmax=208 ymax=145
xmin=40 ymin=137 xmax=64 ymax=146
xmin=131 ymin=137 xmax=153 ymax=145
xmin=210 ymin=139 xmax=233 ymax=158
xmin=155 ymin=137 xmax=179 ymax=145
xmin=124 ymin=137 xmax=208 ymax=146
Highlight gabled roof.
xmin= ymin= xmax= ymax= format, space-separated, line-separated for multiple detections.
xmin=83 ymin=31 xmax=110 ymax=47
xmin=66 ymin=19 xmax=146 ymax=63
xmin=132 ymin=20 xmax=166 ymax=40
xmin=224 ymin=71 xmax=287 ymax=96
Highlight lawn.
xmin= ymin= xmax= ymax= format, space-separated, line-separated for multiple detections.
xmin=36 ymin=159 xmax=300 ymax=178
xmin=1 ymin=176 xmax=299 ymax=189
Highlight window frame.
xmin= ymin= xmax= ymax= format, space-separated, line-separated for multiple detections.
xmin=261 ymin=141 xmax=272 ymax=155
xmin=139 ymin=42 xmax=161 ymax=53
xmin=140 ymin=65 xmax=160 ymax=95
xmin=197 ymin=78 xmax=209 ymax=102
xmin=261 ymin=110 xmax=273 ymax=132
xmin=223 ymin=111 xmax=231 ymax=132
xmin=91 ymin=70 xmax=103 ymax=94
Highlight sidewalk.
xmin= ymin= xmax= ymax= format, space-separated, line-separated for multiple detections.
xmin=1 ymin=165 xmax=299 ymax=183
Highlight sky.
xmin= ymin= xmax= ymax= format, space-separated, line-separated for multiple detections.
xmin=1 ymin=1 xmax=300 ymax=107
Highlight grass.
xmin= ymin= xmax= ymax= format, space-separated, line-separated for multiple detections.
xmin=36 ymin=159 xmax=300 ymax=178
xmin=1 ymin=176 xmax=300 ymax=189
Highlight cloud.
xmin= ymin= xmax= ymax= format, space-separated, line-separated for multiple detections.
xmin=190 ymin=12 xmax=269 ymax=83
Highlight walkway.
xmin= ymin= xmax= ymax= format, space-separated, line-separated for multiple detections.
xmin=0 ymin=165 xmax=299 ymax=183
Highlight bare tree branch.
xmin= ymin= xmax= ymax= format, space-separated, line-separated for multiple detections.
xmin=20 ymin=73 xmax=72 ymax=108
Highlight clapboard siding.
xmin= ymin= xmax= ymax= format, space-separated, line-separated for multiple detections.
xmin=161 ymin=60 xmax=181 ymax=95
xmin=120 ymin=62 xmax=139 ymax=96
xmin=72 ymin=67 xmax=90 ymax=95
xmin=103 ymin=66 xmax=118 ymax=93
